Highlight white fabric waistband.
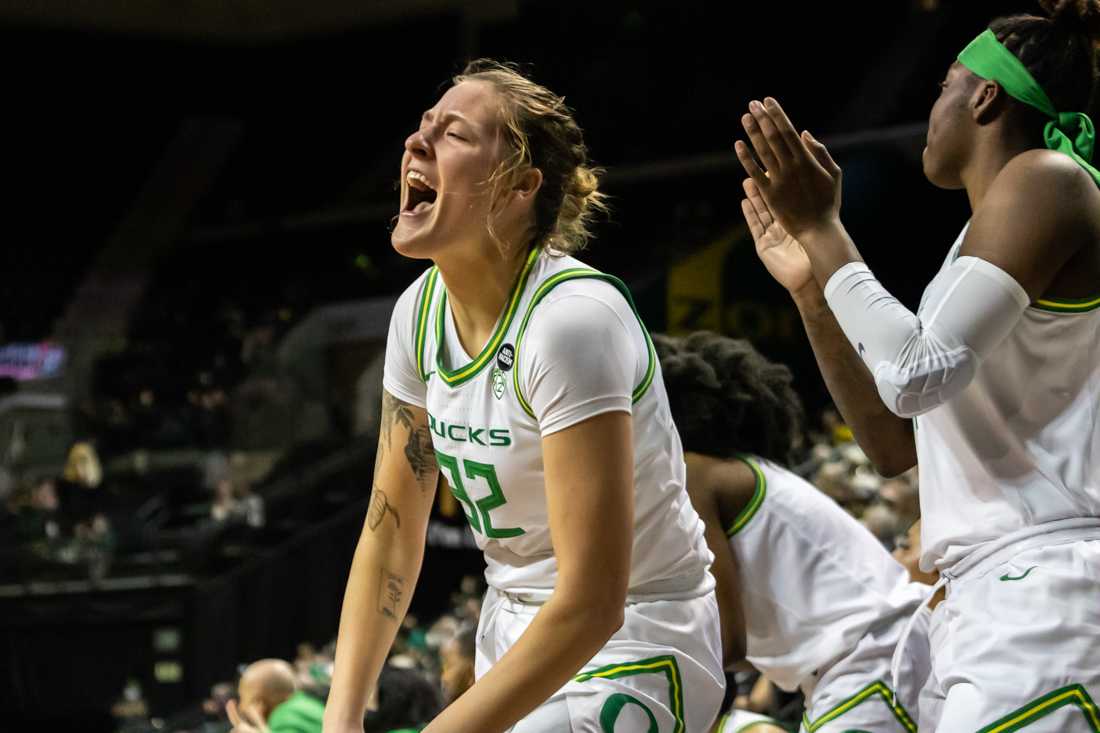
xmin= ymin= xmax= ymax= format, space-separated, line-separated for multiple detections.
xmin=489 ymin=569 xmax=713 ymax=608
xmin=938 ymin=516 xmax=1100 ymax=581
xmin=890 ymin=516 xmax=1100 ymax=703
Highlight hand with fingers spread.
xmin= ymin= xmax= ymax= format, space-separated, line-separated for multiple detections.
xmin=741 ymin=178 xmax=814 ymax=296
xmin=735 ymin=97 xmax=842 ymax=241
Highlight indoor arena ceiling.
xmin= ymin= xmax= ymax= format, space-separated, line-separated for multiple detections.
xmin=0 ymin=0 xmax=518 ymax=41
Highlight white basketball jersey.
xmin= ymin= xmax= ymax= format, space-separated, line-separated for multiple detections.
xmin=916 ymin=225 xmax=1100 ymax=571
xmin=729 ymin=456 xmax=927 ymax=692
xmin=383 ymin=248 xmax=714 ymax=600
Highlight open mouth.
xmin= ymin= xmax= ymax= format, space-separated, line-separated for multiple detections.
xmin=403 ymin=170 xmax=438 ymax=215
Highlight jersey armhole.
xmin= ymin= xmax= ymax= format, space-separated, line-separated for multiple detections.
xmin=511 ymin=269 xmax=656 ymax=420
xmin=1030 ymin=293 xmax=1100 ymax=313
xmin=725 ymin=454 xmax=767 ymax=537
xmin=413 ymin=267 xmax=440 ymax=383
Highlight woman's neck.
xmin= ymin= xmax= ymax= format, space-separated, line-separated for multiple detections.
xmin=435 ymin=243 xmax=531 ymax=357
xmin=961 ymin=122 xmax=1036 ymax=212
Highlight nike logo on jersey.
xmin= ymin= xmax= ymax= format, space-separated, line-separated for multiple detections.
xmin=999 ymin=566 xmax=1037 ymax=582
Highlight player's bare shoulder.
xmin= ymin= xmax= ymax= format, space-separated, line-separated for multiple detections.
xmin=684 ymin=451 xmax=759 ymax=522
xmin=996 ymin=149 xmax=1099 ymax=211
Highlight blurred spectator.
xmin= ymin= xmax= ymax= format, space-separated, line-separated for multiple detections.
xmin=241 ymin=316 xmax=280 ymax=372
xmin=201 ymin=682 xmax=237 ymax=729
xmin=439 ymin=624 xmax=476 ymax=704
xmin=211 ymin=477 xmax=264 ymax=527
xmin=859 ymin=469 xmax=919 ymax=550
xmin=188 ymin=372 xmax=232 ymax=449
xmin=62 ymin=440 xmax=103 ymax=488
xmin=3 ymin=474 xmax=60 ymax=543
xmin=894 ymin=521 xmax=940 ymax=584
xmin=211 ymin=477 xmax=240 ymax=523
xmin=0 ymin=465 xmax=13 ymax=505
xmin=455 ymin=575 xmax=483 ymax=624
xmin=111 ymin=677 xmax=148 ymax=724
xmin=879 ymin=470 xmax=920 ymax=529
xmin=227 ymin=659 xmax=324 ymax=733
xmin=363 ymin=665 xmax=443 ymax=733
xmin=52 ymin=441 xmax=116 ymax=577
xmin=861 ymin=503 xmax=902 ymax=549
xmin=812 ymin=460 xmax=854 ymax=505
xmin=204 ymin=452 xmax=232 ymax=491
xmin=57 ymin=441 xmax=106 ymax=527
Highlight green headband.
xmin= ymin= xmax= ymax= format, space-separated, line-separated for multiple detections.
xmin=958 ymin=28 xmax=1100 ymax=186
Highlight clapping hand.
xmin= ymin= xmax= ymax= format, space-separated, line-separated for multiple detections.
xmin=734 ymin=97 xmax=842 ymax=242
xmin=741 ymin=177 xmax=814 ymax=296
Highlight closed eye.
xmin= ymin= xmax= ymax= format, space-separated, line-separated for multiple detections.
xmin=447 ymin=131 xmax=467 ymax=141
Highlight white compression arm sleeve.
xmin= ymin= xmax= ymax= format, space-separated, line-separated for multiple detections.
xmin=823 ymin=257 xmax=1030 ymax=418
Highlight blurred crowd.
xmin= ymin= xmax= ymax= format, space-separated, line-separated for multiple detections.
xmin=0 ymin=284 xmax=368 ymax=585
xmin=804 ymin=407 xmax=921 ymax=552
xmin=0 ymin=434 xmax=273 ymax=583
xmin=115 ymin=576 xmax=487 ymax=733
xmin=95 ymin=404 xmax=930 ymax=733
xmin=1 ymin=442 xmax=118 ymax=580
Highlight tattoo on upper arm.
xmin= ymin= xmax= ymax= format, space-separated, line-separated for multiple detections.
xmin=378 ymin=568 xmax=405 ymax=620
xmin=367 ymin=486 xmax=401 ymax=532
xmin=381 ymin=391 xmax=416 ymax=455
xmin=404 ymin=424 xmax=436 ymax=488
xmin=378 ymin=391 xmax=437 ymax=491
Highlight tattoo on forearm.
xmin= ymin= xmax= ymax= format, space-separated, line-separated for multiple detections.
xmin=378 ymin=568 xmax=405 ymax=620
xmin=367 ymin=487 xmax=401 ymax=532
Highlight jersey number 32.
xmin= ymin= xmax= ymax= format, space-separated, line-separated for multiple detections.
xmin=435 ymin=450 xmax=525 ymax=539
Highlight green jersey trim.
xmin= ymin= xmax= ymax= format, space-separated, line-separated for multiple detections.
xmin=725 ymin=454 xmax=767 ymax=537
xmin=574 ymin=654 xmax=685 ymax=733
xmin=512 ymin=269 xmax=656 ymax=420
xmin=976 ymin=684 xmax=1100 ymax=733
xmin=414 ymin=268 xmax=440 ymax=382
xmin=1031 ymin=294 xmax=1100 ymax=313
xmin=802 ymin=680 xmax=916 ymax=733
xmin=432 ymin=246 xmax=540 ymax=388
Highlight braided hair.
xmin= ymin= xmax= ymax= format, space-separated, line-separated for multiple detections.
xmin=990 ymin=1 xmax=1100 ymax=120
xmin=654 ymin=332 xmax=805 ymax=466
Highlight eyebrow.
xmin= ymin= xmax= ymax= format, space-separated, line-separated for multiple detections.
xmin=422 ymin=110 xmax=479 ymax=129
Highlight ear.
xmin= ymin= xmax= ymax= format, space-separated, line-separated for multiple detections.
xmin=971 ymin=78 xmax=1005 ymax=124
xmin=511 ymin=166 xmax=543 ymax=202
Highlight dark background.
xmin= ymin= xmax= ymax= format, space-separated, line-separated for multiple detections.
xmin=0 ymin=0 xmax=1043 ymax=725
xmin=3 ymin=0 xmax=1035 ymax=345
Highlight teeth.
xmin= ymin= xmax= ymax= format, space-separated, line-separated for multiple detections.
xmin=406 ymin=170 xmax=434 ymax=190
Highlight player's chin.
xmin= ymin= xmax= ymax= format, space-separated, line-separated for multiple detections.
xmin=391 ymin=212 xmax=440 ymax=258
xmin=921 ymin=151 xmax=962 ymax=191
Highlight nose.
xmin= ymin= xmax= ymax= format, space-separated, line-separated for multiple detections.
xmin=405 ymin=129 xmax=432 ymax=160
